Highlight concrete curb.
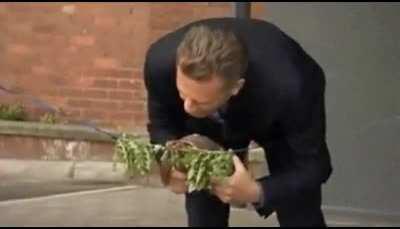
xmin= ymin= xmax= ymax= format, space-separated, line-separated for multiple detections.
xmin=0 ymin=159 xmax=128 ymax=182
xmin=0 ymin=120 xmax=116 ymax=143
xmin=0 ymin=159 xmax=74 ymax=181
xmin=0 ymin=149 xmax=266 ymax=183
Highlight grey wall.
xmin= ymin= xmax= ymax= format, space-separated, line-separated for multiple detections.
xmin=263 ymin=3 xmax=400 ymax=216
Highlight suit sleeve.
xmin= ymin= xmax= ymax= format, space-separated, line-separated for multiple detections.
xmin=143 ymin=45 xmax=186 ymax=146
xmin=254 ymin=64 xmax=333 ymax=216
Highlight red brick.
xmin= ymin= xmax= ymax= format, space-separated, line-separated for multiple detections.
xmin=0 ymin=4 xmax=6 ymax=14
xmin=83 ymin=69 xmax=136 ymax=79
xmin=119 ymin=101 xmax=145 ymax=111
xmin=110 ymin=111 xmax=136 ymax=121
xmin=94 ymin=57 xmax=119 ymax=69
xmin=94 ymin=16 xmax=117 ymax=28
xmin=70 ymin=35 xmax=95 ymax=46
xmin=130 ymin=7 xmax=150 ymax=67
xmin=89 ymin=141 xmax=115 ymax=160
xmin=204 ymin=7 xmax=230 ymax=18
xmin=32 ymin=66 xmax=52 ymax=75
xmin=117 ymin=79 xmax=143 ymax=90
xmin=75 ymin=77 xmax=95 ymax=88
xmin=32 ymin=24 xmax=57 ymax=34
xmin=6 ymin=3 xmax=38 ymax=13
xmin=132 ymin=79 xmax=145 ymax=89
xmin=8 ymin=22 xmax=31 ymax=34
xmin=133 ymin=112 xmax=147 ymax=123
xmin=64 ymin=116 xmax=85 ymax=125
xmin=0 ymin=135 xmax=43 ymax=159
xmin=9 ymin=64 xmax=31 ymax=75
xmin=32 ymin=33 xmax=53 ymax=44
xmin=90 ymin=100 xmax=119 ymax=110
xmin=83 ymin=89 xmax=107 ymax=99
xmin=92 ymin=79 xmax=118 ymax=88
xmin=81 ymin=109 xmax=108 ymax=120
xmin=67 ymin=99 xmax=92 ymax=108
xmin=35 ymin=34 xmax=53 ymax=50
xmin=40 ymin=96 xmax=65 ymax=108
xmin=65 ymin=108 xmax=81 ymax=117
xmin=8 ymin=44 xmax=33 ymax=55
xmin=117 ymin=80 xmax=134 ymax=90
xmin=132 ymin=70 xmax=144 ymax=79
xmin=149 ymin=4 xmax=195 ymax=30
xmin=0 ymin=3 xmax=245 ymax=133
xmin=41 ymin=88 xmax=59 ymax=97
xmin=61 ymin=4 xmax=76 ymax=15
xmin=67 ymin=45 xmax=79 ymax=53
xmin=108 ymin=91 xmax=134 ymax=101
xmin=59 ymin=88 xmax=83 ymax=97
xmin=96 ymin=121 xmax=117 ymax=130
xmin=133 ymin=90 xmax=146 ymax=100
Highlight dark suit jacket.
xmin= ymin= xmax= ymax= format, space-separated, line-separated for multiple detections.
xmin=143 ymin=17 xmax=333 ymax=217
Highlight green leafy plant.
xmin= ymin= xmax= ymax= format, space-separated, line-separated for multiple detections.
xmin=113 ymin=133 xmax=234 ymax=193
xmin=40 ymin=112 xmax=58 ymax=124
xmin=0 ymin=104 xmax=26 ymax=121
xmin=114 ymin=133 xmax=158 ymax=177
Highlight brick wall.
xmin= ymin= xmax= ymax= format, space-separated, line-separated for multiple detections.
xmin=0 ymin=3 xmax=265 ymax=134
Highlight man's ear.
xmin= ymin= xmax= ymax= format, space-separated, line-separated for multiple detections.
xmin=231 ymin=78 xmax=245 ymax=96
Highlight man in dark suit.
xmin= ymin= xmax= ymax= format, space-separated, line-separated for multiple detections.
xmin=143 ymin=17 xmax=333 ymax=227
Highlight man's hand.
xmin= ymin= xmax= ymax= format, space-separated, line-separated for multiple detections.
xmin=160 ymin=134 xmax=223 ymax=194
xmin=159 ymin=163 xmax=188 ymax=194
xmin=211 ymin=155 xmax=262 ymax=205
xmin=168 ymin=167 xmax=188 ymax=194
xmin=159 ymin=162 xmax=172 ymax=187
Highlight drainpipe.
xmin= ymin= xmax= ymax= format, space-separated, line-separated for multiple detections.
xmin=234 ymin=2 xmax=251 ymax=19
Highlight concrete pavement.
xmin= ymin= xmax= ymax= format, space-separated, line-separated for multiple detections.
xmin=0 ymin=178 xmax=127 ymax=201
xmin=0 ymin=185 xmax=278 ymax=227
xmin=1 ymin=184 xmax=399 ymax=227
xmin=1 ymin=158 xmax=399 ymax=226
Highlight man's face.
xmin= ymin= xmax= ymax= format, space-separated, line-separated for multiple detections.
xmin=176 ymin=65 xmax=244 ymax=118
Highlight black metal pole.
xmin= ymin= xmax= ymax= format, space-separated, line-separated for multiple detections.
xmin=234 ymin=2 xmax=251 ymax=19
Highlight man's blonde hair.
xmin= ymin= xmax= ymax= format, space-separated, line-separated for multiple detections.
xmin=177 ymin=25 xmax=248 ymax=83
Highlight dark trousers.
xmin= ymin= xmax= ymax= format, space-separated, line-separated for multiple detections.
xmin=185 ymin=187 xmax=326 ymax=227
